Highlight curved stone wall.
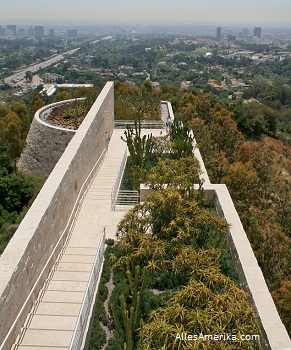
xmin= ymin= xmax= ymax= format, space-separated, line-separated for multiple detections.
xmin=18 ymin=98 xmax=85 ymax=177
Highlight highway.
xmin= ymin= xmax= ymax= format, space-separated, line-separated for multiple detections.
xmin=4 ymin=48 xmax=80 ymax=87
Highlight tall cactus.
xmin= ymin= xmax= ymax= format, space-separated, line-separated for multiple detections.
xmin=170 ymin=119 xmax=193 ymax=159
xmin=110 ymin=265 xmax=147 ymax=350
xmin=121 ymin=110 xmax=154 ymax=169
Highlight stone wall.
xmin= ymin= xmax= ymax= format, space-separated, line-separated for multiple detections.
xmin=208 ymin=184 xmax=291 ymax=350
xmin=0 ymin=82 xmax=114 ymax=347
xmin=18 ymin=98 xmax=87 ymax=177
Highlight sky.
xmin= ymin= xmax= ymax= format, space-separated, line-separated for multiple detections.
xmin=1 ymin=0 xmax=291 ymax=27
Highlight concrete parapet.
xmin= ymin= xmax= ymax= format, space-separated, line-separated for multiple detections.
xmin=207 ymin=184 xmax=291 ymax=350
xmin=0 ymin=82 xmax=114 ymax=348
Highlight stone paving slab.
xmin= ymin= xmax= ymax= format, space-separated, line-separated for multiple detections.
xmin=18 ymin=347 xmax=68 ymax=350
xmin=66 ymin=237 xmax=101 ymax=248
xmin=64 ymin=247 xmax=96 ymax=256
xmin=47 ymin=280 xmax=88 ymax=292
xmin=41 ymin=291 xmax=84 ymax=304
xmin=52 ymin=271 xmax=90 ymax=282
xmin=60 ymin=254 xmax=95 ymax=264
xmin=20 ymin=329 xmax=72 ymax=347
xmin=36 ymin=302 xmax=81 ymax=316
xmin=57 ymin=262 xmax=93 ymax=272
xmin=29 ymin=315 xmax=77 ymax=331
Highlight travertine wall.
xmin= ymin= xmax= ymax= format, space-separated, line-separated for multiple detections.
xmin=0 ymin=82 xmax=114 ymax=347
xmin=18 ymin=98 xmax=86 ymax=177
xmin=207 ymin=184 xmax=291 ymax=350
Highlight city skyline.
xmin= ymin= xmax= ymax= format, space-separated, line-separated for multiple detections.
xmin=0 ymin=0 xmax=291 ymax=27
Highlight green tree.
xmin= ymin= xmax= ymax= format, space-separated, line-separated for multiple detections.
xmin=0 ymin=112 xmax=24 ymax=169
xmin=11 ymin=103 xmax=31 ymax=137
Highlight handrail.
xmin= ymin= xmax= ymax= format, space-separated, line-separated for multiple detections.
xmin=112 ymin=190 xmax=139 ymax=206
xmin=69 ymin=228 xmax=105 ymax=350
xmin=0 ymin=147 xmax=107 ymax=350
xmin=115 ymin=120 xmax=165 ymax=129
xmin=111 ymin=149 xmax=128 ymax=211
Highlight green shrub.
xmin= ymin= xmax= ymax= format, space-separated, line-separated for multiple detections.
xmin=88 ymin=324 xmax=106 ymax=350
xmin=105 ymin=238 xmax=115 ymax=246
xmin=98 ymin=283 xmax=108 ymax=302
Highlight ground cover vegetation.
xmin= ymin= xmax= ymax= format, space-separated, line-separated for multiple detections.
xmin=89 ymin=113 xmax=262 ymax=349
xmin=46 ymin=95 xmax=98 ymax=129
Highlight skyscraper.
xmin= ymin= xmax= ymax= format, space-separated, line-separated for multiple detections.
xmin=49 ymin=28 xmax=55 ymax=38
xmin=242 ymin=28 xmax=249 ymax=38
xmin=34 ymin=26 xmax=44 ymax=39
xmin=253 ymin=27 xmax=261 ymax=38
xmin=216 ymin=27 xmax=222 ymax=40
xmin=27 ymin=27 xmax=34 ymax=37
xmin=7 ymin=25 xmax=16 ymax=37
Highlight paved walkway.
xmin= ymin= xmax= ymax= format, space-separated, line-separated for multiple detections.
xmin=14 ymin=128 xmax=162 ymax=349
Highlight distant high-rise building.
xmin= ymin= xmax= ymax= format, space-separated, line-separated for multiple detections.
xmin=216 ymin=27 xmax=222 ymax=40
xmin=4 ymin=29 xmax=14 ymax=38
xmin=227 ymin=34 xmax=236 ymax=41
xmin=253 ymin=27 xmax=261 ymax=38
xmin=0 ymin=26 xmax=4 ymax=37
xmin=7 ymin=25 xmax=16 ymax=37
xmin=49 ymin=28 xmax=55 ymax=38
xmin=18 ymin=28 xmax=26 ymax=37
xmin=242 ymin=28 xmax=249 ymax=38
xmin=27 ymin=27 xmax=34 ymax=37
xmin=67 ymin=29 xmax=78 ymax=38
xmin=34 ymin=26 xmax=44 ymax=39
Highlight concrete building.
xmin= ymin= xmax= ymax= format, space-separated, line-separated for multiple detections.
xmin=34 ymin=26 xmax=44 ymax=39
xmin=4 ymin=29 xmax=14 ymax=38
xmin=18 ymin=29 xmax=26 ymax=37
xmin=49 ymin=28 xmax=55 ymax=38
xmin=44 ymin=72 xmax=64 ymax=83
xmin=254 ymin=27 xmax=262 ymax=38
xmin=27 ymin=27 xmax=34 ymax=37
xmin=7 ymin=25 xmax=16 ymax=37
xmin=227 ymin=34 xmax=236 ymax=41
xmin=216 ymin=26 xmax=222 ymax=39
xmin=242 ymin=28 xmax=249 ymax=38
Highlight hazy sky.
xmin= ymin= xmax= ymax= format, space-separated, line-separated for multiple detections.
xmin=1 ymin=0 xmax=290 ymax=26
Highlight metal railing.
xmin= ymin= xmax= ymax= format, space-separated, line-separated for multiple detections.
xmin=111 ymin=149 xmax=128 ymax=211
xmin=112 ymin=190 xmax=139 ymax=207
xmin=115 ymin=120 xmax=165 ymax=129
xmin=1 ymin=148 xmax=107 ymax=350
xmin=69 ymin=228 xmax=105 ymax=350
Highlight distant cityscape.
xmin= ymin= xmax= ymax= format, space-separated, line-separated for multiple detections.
xmin=0 ymin=24 xmax=78 ymax=39
xmin=1 ymin=22 xmax=290 ymax=42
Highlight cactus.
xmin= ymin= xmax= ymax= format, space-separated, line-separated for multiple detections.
xmin=170 ymin=119 xmax=193 ymax=159
xmin=110 ymin=265 xmax=147 ymax=350
xmin=121 ymin=110 xmax=154 ymax=169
